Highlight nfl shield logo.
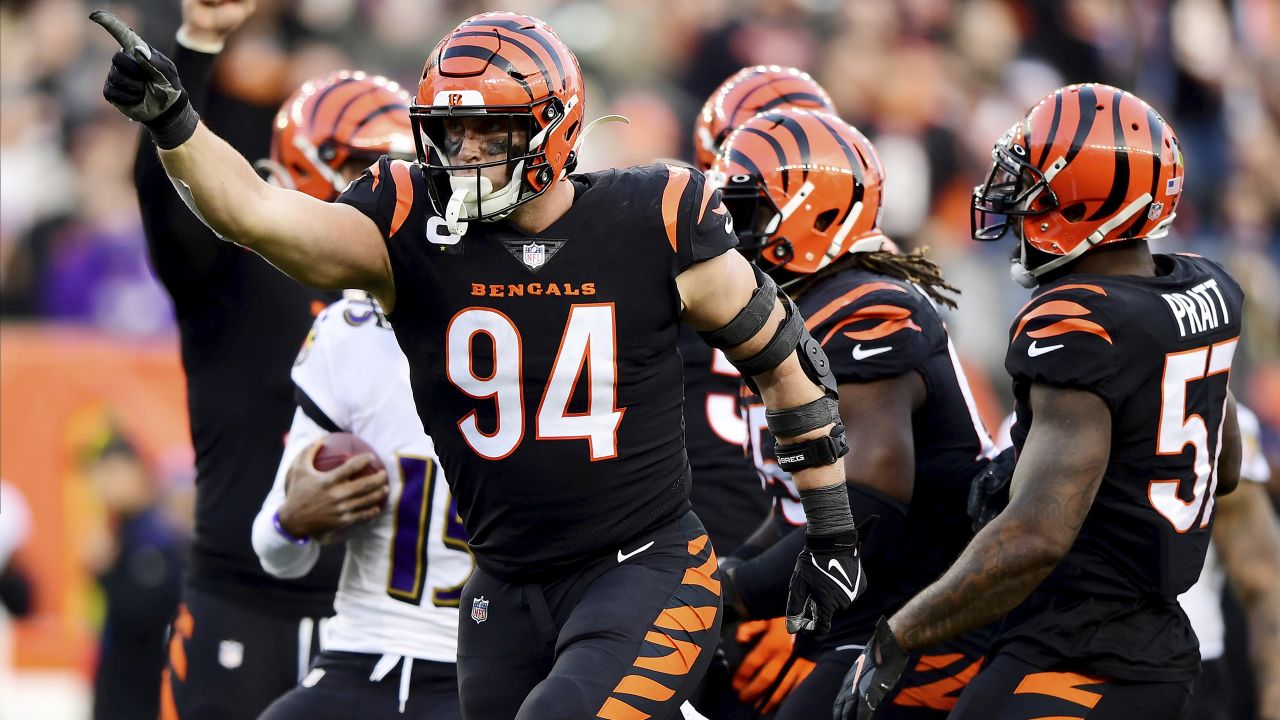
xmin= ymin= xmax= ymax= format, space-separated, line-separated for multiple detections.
xmin=522 ymin=243 xmax=546 ymax=270
xmin=1148 ymin=201 xmax=1164 ymax=220
xmin=471 ymin=596 xmax=489 ymax=624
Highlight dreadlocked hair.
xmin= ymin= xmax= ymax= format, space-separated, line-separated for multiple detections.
xmin=788 ymin=246 xmax=960 ymax=309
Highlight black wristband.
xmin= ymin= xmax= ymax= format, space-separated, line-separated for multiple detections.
xmin=147 ymin=90 xmax=199 ymax=150
xmin=799 ymin=481 xmax=857 ymax=537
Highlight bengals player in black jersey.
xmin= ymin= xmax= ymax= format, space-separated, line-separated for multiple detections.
xmin=685 ymin=67 xmax=836 ymax=717
xmin=93 ymin=10 xmax=868 ymax=718
xmin=839 ymin=84 xmax=1245 ymax=720
xmin=711 ymin=108 xmax=997 ymax=719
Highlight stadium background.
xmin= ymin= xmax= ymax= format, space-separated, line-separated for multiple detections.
xmin=0 ymin=0 xmax=1277 ymax=716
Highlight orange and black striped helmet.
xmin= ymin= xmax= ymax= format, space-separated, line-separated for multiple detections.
xmin=264 ymin=71 xmax=414 ymax=202
xmin=713 ymin=108 xmax=888 ymax=277
xmin=972 ymin=83 xmax=1184 ymax=284
xmin=694 ymin=66 xmax=834 ymax=172
xmin=412 ymin=12 xmax=585 ymax=231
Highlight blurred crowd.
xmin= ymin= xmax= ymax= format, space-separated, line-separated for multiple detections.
xmin=1 ymin=0 xmax=1278 ymax=471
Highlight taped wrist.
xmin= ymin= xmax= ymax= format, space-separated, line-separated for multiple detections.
xmin=775 ymin=425 xmax=849 ymax=473
xmin=147 ymin=90 xmax=199 ymax=150
xmin=800 ymin=482 xmax=857 ymax=538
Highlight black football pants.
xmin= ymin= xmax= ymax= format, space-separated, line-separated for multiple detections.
xmin=160 ymin=587 xmax=325 ymax=720
xmin=949 ymin=653 xmax=1192 ymax=720
xmin=456 ymin=510 xmax=723 ymax=720
xmin=258 ymin=651 xmax=460 ymax=720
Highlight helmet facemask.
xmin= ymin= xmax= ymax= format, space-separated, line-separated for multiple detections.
xmin=412 ymin=95 xmax=569 ymax=235
xmin=720 ymin=173 xmax=788 ymax=268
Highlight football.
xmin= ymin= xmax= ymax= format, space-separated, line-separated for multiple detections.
xmin=314 ymin=432 xmax=385 ymax=475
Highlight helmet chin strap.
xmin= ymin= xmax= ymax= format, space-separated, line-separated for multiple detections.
xmin=1013 ymin=192 xmax=1154 ymax=286
xmin=444 ymin=161 xmax=527 ymax=236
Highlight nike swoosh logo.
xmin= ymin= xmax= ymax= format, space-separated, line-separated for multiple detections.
xmin=812 ymin=555 xmax=857 ymax=601
xmin=851 ymin=344 xmax=892 ymax=361
xmin=1027 ymin=341 xmax=1065 ymax=357
xmin=617 ymin=540 xmax=655 ymax=563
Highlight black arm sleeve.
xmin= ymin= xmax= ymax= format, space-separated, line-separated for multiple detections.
xmin=132 ymin=41 xmax=230 ymax=309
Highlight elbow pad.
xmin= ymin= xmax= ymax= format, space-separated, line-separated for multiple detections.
xmin=699 ymin=266 xmax=838 ymax=399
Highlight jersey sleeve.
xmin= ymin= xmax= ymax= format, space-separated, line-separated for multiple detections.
xmin=290 ymin=304 xmax=352 ymax=432
xmin=657 ymin=164 xmax=739 ymax=272
xmin=335 ymin=156 xmax=420 ymax=240
xmin=1005 ymin=284 xmax=1122 ymax=409
xmin=807 ymin=281 xmax=934 ymax=384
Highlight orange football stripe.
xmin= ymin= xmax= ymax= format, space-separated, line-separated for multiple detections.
xmin=892 ymin=657 xmax=982 ymax=710
xmin=1013 ymin=284 xmax=1107 ymax=321
xmin=655 ymin=605 xmax=718 ymax=633
xmin=697 ymin=180 xmax=721 ymax=223
xmin=822 ymin=304 xmax=921 ymax=344
xmin=597 ymin=697 xmax=651 ymax=720
xmin=1014 ymin=671 xmax=1107 ymax=709
xmin=389 ymin=161 xmax=414 ymax=236
xmin=913 ymin=653 xmax=964 ymax=672
xmin=159 ymin=670 xmax=180 ymax=720
xmin=169 ymin=603 xmax=193 ymax=682
xmin=661 ymin=166 xmax=691 ymax=253
xmin=687 ymin=534 xmax=709 ymax=556
xmin=613 ymin=674 xmax=676 ymax=702
xmin=369 ymin=161 xmax=382 ymax=191
xmin=682 ymin=551 xmax=721 ymax=595
xmin=635 ymin=631 xmax=702 ymax=675
xmin=1013 ymin=300 xmax=1090 ymax=339
xmin=1027 ymin=318 xmax=1113 ymax=343
xmin=805 ymin=282 xmax=906 ymax=331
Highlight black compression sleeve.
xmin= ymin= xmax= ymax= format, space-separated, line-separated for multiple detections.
xmin=132 ymin=41 xmax=228 ymax=307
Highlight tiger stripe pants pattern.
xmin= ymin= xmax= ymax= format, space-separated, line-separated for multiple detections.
xmin=456 ymin=510 xmax=723 ymax=720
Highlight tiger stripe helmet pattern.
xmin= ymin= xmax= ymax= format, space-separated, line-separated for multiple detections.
xmin=694 ymin=66 xmax=834 ymax=172
xmin=712 ymin=108 xmax=887 ymax=276
xmin=268 ymin=71 xmax=414 ymax=202
xmin=972 ymin=83 xmax=1185 ymax=283
xmin=412 ymin=12 xmax=585 ymax=229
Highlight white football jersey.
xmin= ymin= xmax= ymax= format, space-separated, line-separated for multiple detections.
xmin=252 ymin=293 xmax=473 ymax=662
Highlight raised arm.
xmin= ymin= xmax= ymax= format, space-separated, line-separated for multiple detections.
xmin=131 ymin=0 xmax=252 ymax=301
xmin=93 ymin=11 xmax=394 ymax=303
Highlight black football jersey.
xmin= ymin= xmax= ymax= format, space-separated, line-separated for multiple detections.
xmin=998 ymin=253 xmax=1244 ymax=681
xmin=744 ymin=267 xmax=993 ymax=632
xmin=338 ymin=160 xmax=738 ymax=580
xmin=678 ymin=325 xmax=768 ymax=555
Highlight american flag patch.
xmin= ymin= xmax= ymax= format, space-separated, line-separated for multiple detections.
xmin=1166 ymin=176 xmax=1183 ymax=195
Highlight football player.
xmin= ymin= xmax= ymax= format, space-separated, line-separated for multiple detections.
xmin=838 ymin=84 xmax=1246 ymax=720
xmin=129 ymin=1 xmax=346 ymax=717
xmin=253 ymin=294 xmax=471 ymax=720
xmin=712 ymin=107 xmax=996 ymax=719
xmin=243 ymin=74 xmax=468 ymax=720
xmin=93 ymin=10 xmax=866 ymax=718
xmin=685 ymin=66 xmax=835 ymax=716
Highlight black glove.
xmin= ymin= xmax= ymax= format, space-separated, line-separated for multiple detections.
xmin=785 ymin=529 xmax=865 ymax=635
xmin=90 ymin=10 xmax=199 ymax=149
xmin=833 ymin=616 xmax=910 ymax=720
xmin=968 ymin=446 xmax=1016 ymax=533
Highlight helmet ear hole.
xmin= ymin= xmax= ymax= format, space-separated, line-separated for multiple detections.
xmin=317 ymin=140 xmax=338 ymax=163
xmin=813 ymin=208 xmax=839 ymax=232
xmin=1061 ymin=203 xmax=1087 ymax=222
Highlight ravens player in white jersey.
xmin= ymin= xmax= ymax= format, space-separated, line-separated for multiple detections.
xmin=241 ymin=72 xmax=469 ymax=719
xmin=93 ymin=10 xmax=865 ymax=718
xmin=253 ymin=291 xmax=472 ymax=719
